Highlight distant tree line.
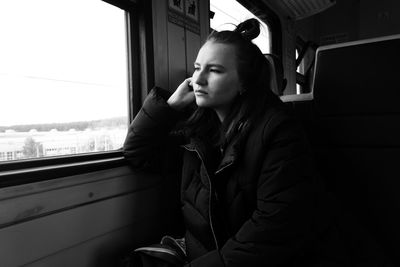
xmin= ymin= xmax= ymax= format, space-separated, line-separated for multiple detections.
xmin=0 ymin=116 xmax=127 ymax=132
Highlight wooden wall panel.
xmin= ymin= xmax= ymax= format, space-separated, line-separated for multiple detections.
xmin=0 ymin=166 xmax=161 ymax=227
xmin=0 ymin=166 xmax=176 ymax=267
xmin=0 ymin=189 xmax=163 ymax=267
xmin=152 ymin=0 xmax=169 ymax=90
xmin=167 ymin=22 xmax=187 ymax=92
xmin=25 ymin=225 xmax=137 ymax=267
xmin=185 ymin=30 xmax=201 ymax=76
xmin=152 ymin=0 xmax=209 ymax=92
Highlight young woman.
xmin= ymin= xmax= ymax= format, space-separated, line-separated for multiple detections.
xmin=123 ymin=19 xmax=382 ymax=267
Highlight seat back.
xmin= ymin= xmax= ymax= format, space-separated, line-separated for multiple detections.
xmin=283 ymin=34 xmax=400 ymax=265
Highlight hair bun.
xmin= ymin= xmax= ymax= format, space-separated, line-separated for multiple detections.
xmin=234 ymin=18 xmax=260 ymax=41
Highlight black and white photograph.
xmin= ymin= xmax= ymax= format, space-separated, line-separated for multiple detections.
xmin=0 ymin=0 xmax=398 ymax=266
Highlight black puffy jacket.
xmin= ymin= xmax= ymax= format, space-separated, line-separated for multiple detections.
xmin=123 ymin=87 xmax=351 ymax=267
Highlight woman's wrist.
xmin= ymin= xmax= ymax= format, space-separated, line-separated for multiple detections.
xmin=167 ymin=94 xmax=194 ymax=111
xmin=167 ymin=97 xmax=184 ymax=111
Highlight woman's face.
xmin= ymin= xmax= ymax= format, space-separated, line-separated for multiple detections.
xmin=192 ymin=41 xmax=242 ymax=121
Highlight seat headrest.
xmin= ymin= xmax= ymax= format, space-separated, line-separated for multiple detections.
xmin=265 ymin=53 xmax=287 ymax=95
xmin=312 ymin=35 xmax=400 ymax=116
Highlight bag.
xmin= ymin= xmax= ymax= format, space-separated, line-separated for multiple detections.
xmin=122 ymin=236 xmax=187 ymax=267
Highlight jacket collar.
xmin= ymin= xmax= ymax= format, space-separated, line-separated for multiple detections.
xmin=183 ymin=120 xmax=252 ymax=174
xmin=216 ymin=120 xmax=251 ymax=174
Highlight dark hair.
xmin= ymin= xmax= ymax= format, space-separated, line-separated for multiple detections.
xmin=183 ymin=18 xmax=282 ymax=147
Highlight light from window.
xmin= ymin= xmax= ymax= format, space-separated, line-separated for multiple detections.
xmin=0 ymin=0 xmax=128 ymax=162
xmin=296 ymin=49 xmax=301 ymax=94
xmin=210 ymin=0 xmax=270 ymax=54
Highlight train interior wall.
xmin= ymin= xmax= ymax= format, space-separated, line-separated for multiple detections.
xmin=0 ymin=166 xmax=181 ymax=267
xmin=295 ymin=0 xmax=400 ymax=46
xmin=151 ymin=0 xmax=209 ymax=93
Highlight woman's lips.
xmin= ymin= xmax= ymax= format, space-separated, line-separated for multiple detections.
xmin=194 ymin=89 xmax=207 ymax=95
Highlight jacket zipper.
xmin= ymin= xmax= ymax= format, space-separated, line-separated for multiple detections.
xmin=183 ymin=146 xmax=219 ymax=250
xmin=215 ymin=161 xmax=234 ymax=175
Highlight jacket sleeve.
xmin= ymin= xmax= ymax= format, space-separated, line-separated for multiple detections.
xmin=186 ymin=112 xmax=319 ymax=267
xmin=123 ymin=87 xmax=184 ymax=173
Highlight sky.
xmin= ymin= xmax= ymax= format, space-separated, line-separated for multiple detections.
xmin=0 ymin=0 xmax=128 ymax=127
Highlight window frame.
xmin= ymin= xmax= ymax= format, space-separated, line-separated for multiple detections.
xmin=0 ymin=0 xmax=151 ymax=187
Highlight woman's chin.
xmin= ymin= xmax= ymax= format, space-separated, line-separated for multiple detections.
xmin=195 ymin=99 xmax=208 ymax=107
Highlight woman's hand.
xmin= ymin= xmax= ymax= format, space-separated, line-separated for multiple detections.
xmin=167 ymin=78 xmax=195 ymax=111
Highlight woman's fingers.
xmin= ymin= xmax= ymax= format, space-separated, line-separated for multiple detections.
xmin=167 ymin=78 xmax=195 ymax=110
xmin=177 ymin=78 xmax=192 ymax=92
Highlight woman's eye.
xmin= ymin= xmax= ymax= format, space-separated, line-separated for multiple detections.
xmin=210 ymin=69 xmax=221 ymax=73
xmin=193 ymin=67 xmax=200 ymax=71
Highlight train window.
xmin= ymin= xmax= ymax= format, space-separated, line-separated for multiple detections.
xmin=296 ymin=49 xmax=304 ymax=94
xmin=210 ymin=0 xmax=271 ymax=54
xmin=0 ymin=0 xmax=128 ymax=162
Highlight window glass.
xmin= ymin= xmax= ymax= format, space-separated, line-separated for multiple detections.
xmin=210 ymin=0 xmax=270 ymax=54
xmin=0 ymin=0 xmax=128 ymax=162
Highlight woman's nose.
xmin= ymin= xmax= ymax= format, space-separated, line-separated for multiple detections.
xmin=192 ymin=70 xmax=206 ymax=85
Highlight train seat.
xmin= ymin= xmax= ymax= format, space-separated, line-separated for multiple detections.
xmin=282 ymin=35 xmax=400 ymax=265
xmin=265 ymin=53 xmax=287 ymax=95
